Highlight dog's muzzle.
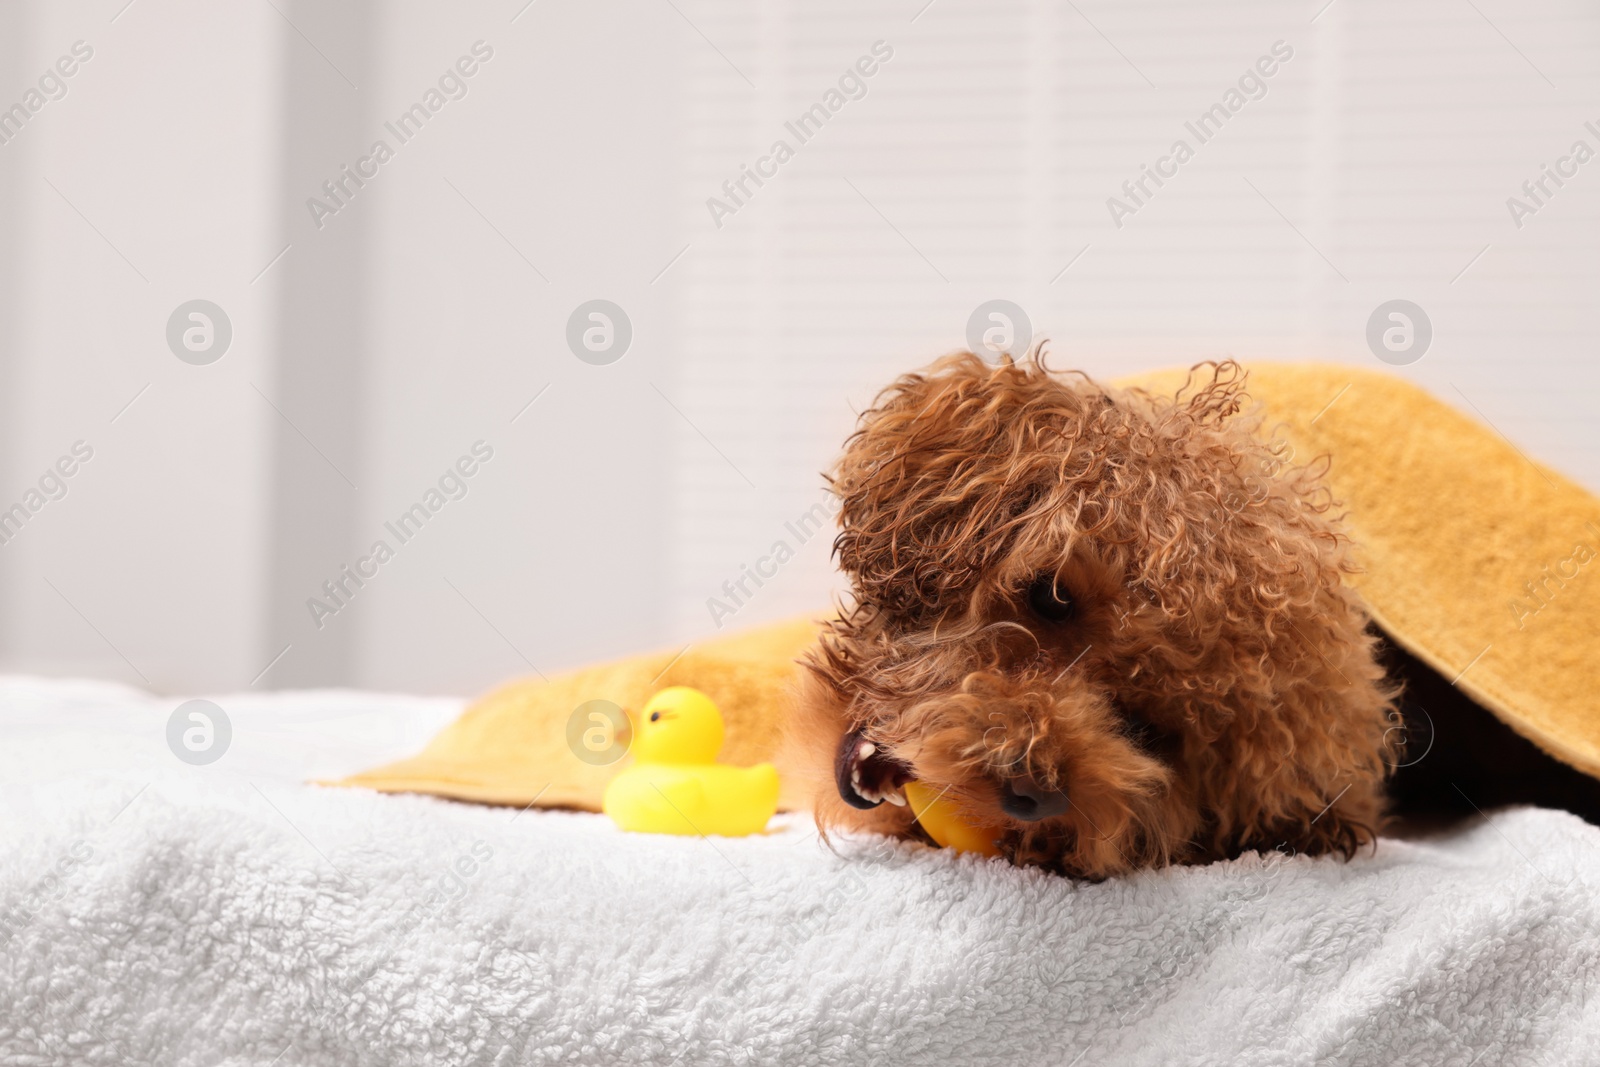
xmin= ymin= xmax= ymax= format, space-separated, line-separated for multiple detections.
xmin=999 ymin=774 xmax=1071 ymax=821
xmin=835 ymin=726 xmax=912 ymax=809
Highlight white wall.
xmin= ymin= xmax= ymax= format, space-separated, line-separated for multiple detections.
xmin=345 ymin=0 xmax=682 ymax=693
xmin=1 ymin=0 xmax=1596 ymax=696
xmin=0 ymin=0 xmax=280 ymax=692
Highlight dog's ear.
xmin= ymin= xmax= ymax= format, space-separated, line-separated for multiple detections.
xmin=829 ymin=353 xmax=1060 ymax=619
xmin=1202 ymin=615 xmax=1400 ymax=865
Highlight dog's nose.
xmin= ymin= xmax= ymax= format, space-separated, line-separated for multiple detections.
xmin=999 ymin=774 xmax=1070 ymax=821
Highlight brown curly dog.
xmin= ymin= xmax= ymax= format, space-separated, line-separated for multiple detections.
xmin=786 ymin=352 xmax=1402 ymax=878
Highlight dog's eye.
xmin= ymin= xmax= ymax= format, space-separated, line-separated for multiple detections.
xmin=1026 ymin=575 xmax=1076 ymax=623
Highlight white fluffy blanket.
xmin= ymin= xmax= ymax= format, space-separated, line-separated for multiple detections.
xmin=4 ymin=676 xmax=1600 ymax=1066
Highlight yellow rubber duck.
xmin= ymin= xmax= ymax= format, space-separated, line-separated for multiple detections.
xmin=602 ymin=686 xmax=780 ymax=837
xmin=904 ymin=781 xmax=1002 ymax=857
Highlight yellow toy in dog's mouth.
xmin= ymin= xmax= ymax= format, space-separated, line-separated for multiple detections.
xmin=904 ymin=781 xmax=1002 ymax=857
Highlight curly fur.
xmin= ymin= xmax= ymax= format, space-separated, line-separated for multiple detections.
xmin=785 ymin=351 xmax=1400 ymax=879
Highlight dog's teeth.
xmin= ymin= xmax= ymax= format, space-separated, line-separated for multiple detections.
xmin=857 ymin=741 xmax=876 ymax=760
xmin=883 ymin=789 xmax=907 ymax=807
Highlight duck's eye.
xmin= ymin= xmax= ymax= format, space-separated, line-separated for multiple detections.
xmin=649 ymin=711 xmax=661 ymax=722
xmin=1027 ymin=574 xmax=1076 ymax=623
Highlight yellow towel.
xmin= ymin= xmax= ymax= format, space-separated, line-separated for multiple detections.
xmin=1136 ymin=363 xmax=1600 ymax=780
xmin=334 ymin=363 xmax=1600 ymax=810
xmin=335 ymin=615 xmax=822 ymax=811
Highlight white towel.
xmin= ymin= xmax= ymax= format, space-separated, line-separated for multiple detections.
xmin=3 ymin=676 xmax=1598 ymax=1066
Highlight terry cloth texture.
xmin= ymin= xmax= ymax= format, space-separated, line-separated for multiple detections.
xmin=4 ymin=673 xmax=1600 ymax=1065
xmin=338 ymin=364 xmax=1600 ymax=812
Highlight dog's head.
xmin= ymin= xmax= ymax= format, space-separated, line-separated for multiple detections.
xmin=793 ymin=353 xmax=1397 ymax=877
